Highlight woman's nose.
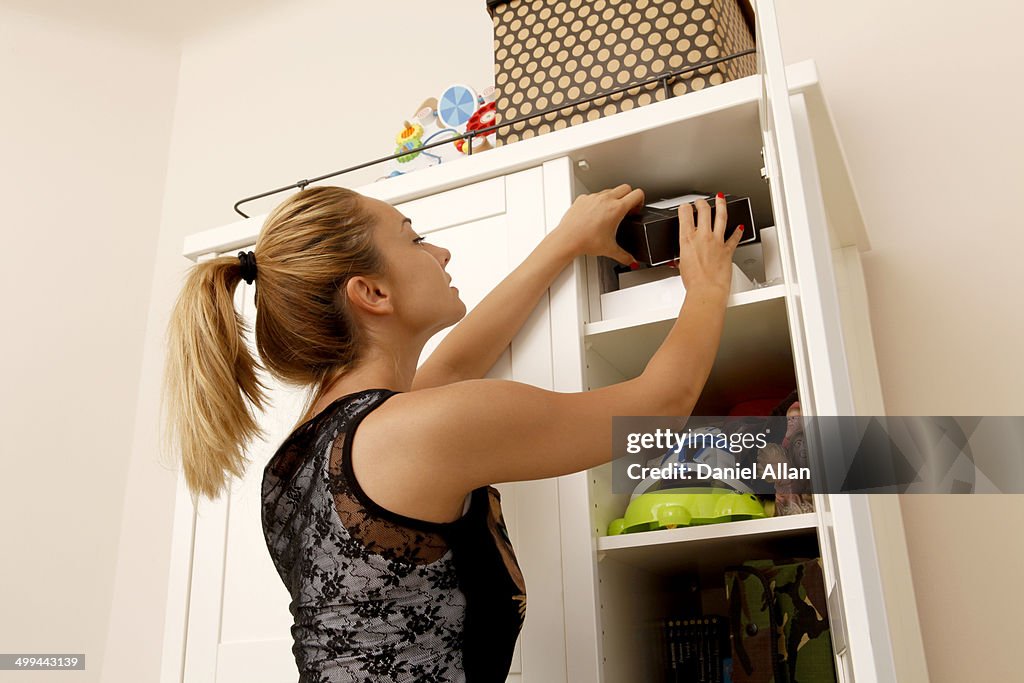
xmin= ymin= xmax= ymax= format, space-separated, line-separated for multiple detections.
xmin=437 ymin=246 xmax=451 ymax=267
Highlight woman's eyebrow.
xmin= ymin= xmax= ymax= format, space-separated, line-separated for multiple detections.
xmin=401 ymin=217 xmax=412 ymax=229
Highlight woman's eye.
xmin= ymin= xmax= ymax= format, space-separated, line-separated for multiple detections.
xmin=413 ymin=236 xmax=426 ymax=244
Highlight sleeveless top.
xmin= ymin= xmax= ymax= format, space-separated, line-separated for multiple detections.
xmin=261 ymin=388 xmax=527 ymax=682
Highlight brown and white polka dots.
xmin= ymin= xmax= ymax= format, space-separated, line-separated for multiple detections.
xmin=488 ymin=0 xmax=755 ymax=145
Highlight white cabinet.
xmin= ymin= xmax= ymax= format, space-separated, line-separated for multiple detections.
xmin=170 ymin=2 xmax=925 ymax=681
xmin=538 ymin=3 xmax=926 ymax=679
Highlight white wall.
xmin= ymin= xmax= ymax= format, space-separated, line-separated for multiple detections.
xmin=6 ymin=0 xmax=1019 ymax=681
xmin=128 ymin=1 xmax=1017 ymax=681
xmin=773 ymin=2 xmax=1024 ymax=681
xmin=0 ymin=5 xmax=179 ymax=683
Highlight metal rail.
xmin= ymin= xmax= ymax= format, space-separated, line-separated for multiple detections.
xmin=233 ymin=48 xmax=756 ymax=218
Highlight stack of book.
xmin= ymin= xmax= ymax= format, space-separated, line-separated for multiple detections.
xmin=659 ymin=616 xmax=731 ymax=683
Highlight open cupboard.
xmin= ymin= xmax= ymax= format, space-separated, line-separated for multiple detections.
xmin=167 ymin=2 xmax=928 ymax=682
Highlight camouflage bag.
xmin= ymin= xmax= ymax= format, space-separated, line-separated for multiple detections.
xmin=724 ymin=558 xmax=837 ymax=683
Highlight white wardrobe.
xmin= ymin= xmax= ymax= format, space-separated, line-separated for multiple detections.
xmin=164 ymin=2 xmax=928 ymax=681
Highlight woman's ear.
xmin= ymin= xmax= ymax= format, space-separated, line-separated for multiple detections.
xmin=345 ymin=275 xmax=393 ymax=316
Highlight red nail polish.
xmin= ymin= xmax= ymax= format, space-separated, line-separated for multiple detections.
xmin=717 ymin=192 xmax=725 ymax=199
xmin=629 ymin=261 xmax=640 ymax=270
xmin=738 ymin=224 xmax=745 ymax=231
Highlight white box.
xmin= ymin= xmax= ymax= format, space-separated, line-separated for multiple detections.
xmin=600 ymin=263 xmax=754 ymax=320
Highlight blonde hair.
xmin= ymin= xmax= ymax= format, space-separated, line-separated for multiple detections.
xmin=160 ymin=186 xmax=388 ymax=502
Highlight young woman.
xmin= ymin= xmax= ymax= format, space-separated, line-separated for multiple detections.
xmin=162 ymin=184 xmax=741 ymax=682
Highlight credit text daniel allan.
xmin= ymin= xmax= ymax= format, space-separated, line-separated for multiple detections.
xmin=626 ymin=462 xmax=811 ymax=481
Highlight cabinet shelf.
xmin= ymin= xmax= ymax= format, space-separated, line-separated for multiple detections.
xmin=598 ymin=513 xmax=819 ymax=576
xmin=584 ymin=283 xmax=785 ymax=336
xmin=583 ymin=286 xmax=796 ymax=414
xmin=594 ymin=514 xmax=822 ymax=683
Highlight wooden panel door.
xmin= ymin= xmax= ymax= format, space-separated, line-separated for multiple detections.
xmin=174 ymin=168 xmax=567 ymax=682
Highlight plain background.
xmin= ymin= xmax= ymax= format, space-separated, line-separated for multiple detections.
xmin=1 ymin=1 xmax=1021 ymax=681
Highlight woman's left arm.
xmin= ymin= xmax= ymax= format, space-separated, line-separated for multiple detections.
xmin=413 ymin=184 xmax=643 ymax=389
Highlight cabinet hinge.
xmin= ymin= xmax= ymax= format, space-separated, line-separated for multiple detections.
xmin=827 ymin=581 xmax=850 ymax=656
xmin=760 ymin=147 xmax=770 ymax=183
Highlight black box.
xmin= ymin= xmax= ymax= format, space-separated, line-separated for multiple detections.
xmin=616 ymin=191 xmax=758 ymax=266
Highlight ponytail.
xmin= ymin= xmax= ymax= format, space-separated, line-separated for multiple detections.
xmin=160 ymin=256 xmax=271 ymax=502
xmin=160 ymin=186 xmax=384 ymax=502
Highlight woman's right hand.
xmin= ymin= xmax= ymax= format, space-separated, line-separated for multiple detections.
xmin=551 ymin=184 xmax=646 ymax=265
xmin=673 ymin=193 xmax=743 ymax=293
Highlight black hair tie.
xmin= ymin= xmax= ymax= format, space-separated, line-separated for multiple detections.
xmin=237 ymin=250 xmax=257 ymax=284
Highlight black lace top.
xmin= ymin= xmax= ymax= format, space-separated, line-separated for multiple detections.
xmin=261 ymin=388 xmax=527 ymax=682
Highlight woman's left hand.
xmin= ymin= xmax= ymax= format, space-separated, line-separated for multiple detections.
xmin=553 ymin=184 xmax=645 ymax=265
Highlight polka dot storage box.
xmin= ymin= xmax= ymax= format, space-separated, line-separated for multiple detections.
xmin=486 ymin=0 xmax=756 ymax=145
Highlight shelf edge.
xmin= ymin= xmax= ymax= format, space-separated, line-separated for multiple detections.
xmin=597 ymin=512 xmax=818 ymax=552
xmin=584 ymin=283 xmax=786 ymax=336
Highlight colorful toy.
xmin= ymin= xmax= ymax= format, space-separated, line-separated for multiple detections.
xmin=436 ymin=83 xmax=479 ymax=128
xmin=479 ymin=85 xmax=498 ymax=104
xmin=394 ymin=120 xmax=424 ymax=162
xmin=377 ymin=84 xmax=501 ymax=180
xmin=416 ymin=97 xmax=438 ymax=120
xmin=460 ymin=101 xmax=497 ymax=153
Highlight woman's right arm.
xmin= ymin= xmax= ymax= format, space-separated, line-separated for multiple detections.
xmin=386 ymin=193 xmax=743 ymax=488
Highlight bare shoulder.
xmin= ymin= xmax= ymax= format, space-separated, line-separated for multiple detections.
xmin=362 ymin=376 xmax=651 ymax=490
xmin=363 ymin=379 xmax=546 ymax=467
xmin=357 ymin=379 xmax=551 ymax=505
xmin=380 ymin=379 xmax=551 ymax=432
xmin=347 ymin=388 xmax=478 ymax=523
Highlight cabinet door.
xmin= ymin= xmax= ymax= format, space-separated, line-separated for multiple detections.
xmin=395 ymin=168 xmax=567 ymax=683
xmin=175 ymin=169 xmax=567 ymax=683
xmin=755 ymin=1 xmax=899 ymax=681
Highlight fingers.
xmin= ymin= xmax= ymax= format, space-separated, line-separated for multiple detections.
xmin=727 ymin=223 xmax=745 ymax=252
xmin=678 ymin=201 xmax=695 ymax=233
xmin=602 ymin=183 xmax=633 ymax=199
xmin=712 ymin=192 xmax=728 ymax=237
xmin=595 ymin=184 xmax=643 ymax=216
xmin=621 ymin=187 xmax=645 ymax=213
xmin=694 ymin=198 xmax=712 ymax=234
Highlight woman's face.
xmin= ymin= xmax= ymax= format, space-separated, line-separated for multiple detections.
xmin=360 ymin=197 xmax=467 ymax=338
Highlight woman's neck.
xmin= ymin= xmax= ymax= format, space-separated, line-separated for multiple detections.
xmin=303 ymin=366 xmax=409 ymax=423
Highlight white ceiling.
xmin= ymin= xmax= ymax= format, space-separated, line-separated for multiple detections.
xmin=0 ymin=0 xmax=286 ymax=41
